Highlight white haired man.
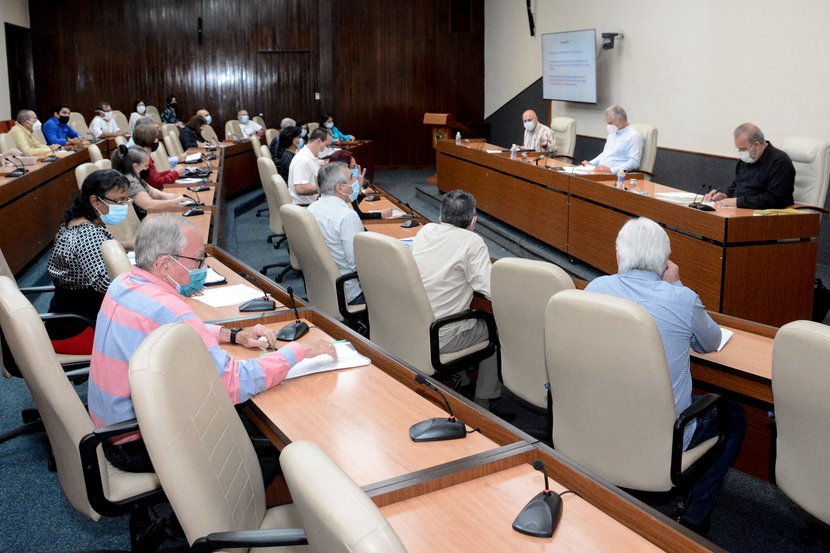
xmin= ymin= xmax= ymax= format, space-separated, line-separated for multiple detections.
xmin=581 ymin=104 xmax=643 ymax=173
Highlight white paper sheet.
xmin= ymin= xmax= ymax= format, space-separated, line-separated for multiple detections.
xmin=284 ymin=341 xmax=371 ymax=380
xmin=191 ymin=284 xmax=264 ymax=307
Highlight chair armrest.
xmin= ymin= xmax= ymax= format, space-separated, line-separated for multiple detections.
xmin=551 ymin=154 xmax=574 ymax=162
xmin=670 ymin=393 xmax=729 ymax=487
xmin=192 ymin=528 xmax=308 ymax=552
xmin=335 ymin=272 xmax=362 ymax=319
xmin=428 ymin=309 xmax=498 ymax=375
xmin=19 ymin=285 xmax=56 ymax=295
xmin=39 ymin=311 xmax=96 ymax=329
xmin=789 ymin=204 xmax=830 ymax=214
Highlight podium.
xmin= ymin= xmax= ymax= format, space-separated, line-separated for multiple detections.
xmin=423 ymin=113 xmax=469 ymax=148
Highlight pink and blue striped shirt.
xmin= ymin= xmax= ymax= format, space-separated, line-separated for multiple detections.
xmin=89 ymin=267 xmax=304 ymax=441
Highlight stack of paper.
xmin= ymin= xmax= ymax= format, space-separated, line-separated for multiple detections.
xmin=191 ymin=284 xmax=264 ymax=307
xmin=285 ymin=341 xmax=371 ymax=379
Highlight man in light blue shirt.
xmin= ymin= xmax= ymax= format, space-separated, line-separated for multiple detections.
xmin=308 ymin=161 xmax=365 ymax=304
xmin=582 ymin=105 xmax=644 ymax=174
xmin=586 ymin=217 xmax=745 ymax=535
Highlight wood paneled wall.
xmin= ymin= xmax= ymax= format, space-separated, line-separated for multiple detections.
xmin=27 ymin=0 xmax=483 ymax=166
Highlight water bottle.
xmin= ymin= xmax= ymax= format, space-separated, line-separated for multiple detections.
xmin=510 ymin=145 xmax=518 ymax=160
xmin=455 ymin=132 xmax=461 ymax=145
xmin=616 ymin=169 xmax=626 ymax=189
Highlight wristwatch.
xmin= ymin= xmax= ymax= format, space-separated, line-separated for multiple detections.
xmin=229 ymin=327 xmax=244 ymax=345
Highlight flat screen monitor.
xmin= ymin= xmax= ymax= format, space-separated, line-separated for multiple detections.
xmin=542 ymin=29 xmax=597 ymax=104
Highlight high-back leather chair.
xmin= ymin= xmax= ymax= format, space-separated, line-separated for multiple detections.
xmin=87 ymin=143 xmax=103 ymax=163
xmin=144 ymin=105 xmax=162 ymax=125
xmin=280 ymin=204 xmax=365 ymax=325
xmin=161 ymin=123 xmax=179 ymax=139
xmin=74 ymin=162 xmax=99 ymax=189
xmin=491 ymin=258 xmax=573 ymax=420
xmin=68 ymin=112 xmax=90 ymax=138
xmin=551 ymin=116 xmax=576 ymax=160
xmin=101 ymin=239 xmax=132 ymax=280
xmin=251 ymin=134 xmax=264 ymax=157
xmin=33 ymin=127 xmax=47 ymax=145
xmin=629 ymin=123 xmax=658 ymax=178
xmin=261 ymin=174 xmax=301 ymax=282
xmin=105 ymin=204 xmax=142 ymax=243
xmin=0 ymin=277 xmax=163 ymax=536
xmin=164 ymin=132 xmax=184 ymax=157
xmin=266 ymin=128 xmax=278 ymax=147
xmin=0 ymin=133 xmax=17 ymax=153
xmin=354 ymin=232 xmax=496 ymax=378
xmin=545 ymin=289 xmax=727 ymax=494
xmin=772 ymin=320 xmax=830 ymax=528
xmin=225 ymin=120 xmax=242 ymax=141
xmin=113 ymin=135 xmax=127 ymax=147
xmin=200 ymin=124 xmax=218 ymax=143
xmin=253 ymin=115 xmax=266 ymax=129
xmin=150 ymin=141 xmax=172 ymax=172
xmin=307 ymin=122 xmax=319 ymax=133
xmin=781 ymin=136 xmax=830 ymax=208
xmin=111 ymin=110 xmax=129 ymax=133
xmin=282 ymin=441 xmax=407 ymax=552
xmin=94 ymin=159 xmax=111 ymax=170
xmin=128 ymin=322 xmax=307 ymax=550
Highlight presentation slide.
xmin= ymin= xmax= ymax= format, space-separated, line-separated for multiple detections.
xmin=542 ymin=29 xmax=597 ymax=104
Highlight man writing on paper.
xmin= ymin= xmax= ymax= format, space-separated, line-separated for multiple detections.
xmin=89 ymin=214 xmax=334 ymax=472
xmin=520 ymin=110 xmax=556 ymax=153
xmin=586 ymin=217 xmax=746 ymax=534
xmin=581 ymin=105 xmax=643 ymax=173
xmin=705 ymin=123 xmax=795 ymax=209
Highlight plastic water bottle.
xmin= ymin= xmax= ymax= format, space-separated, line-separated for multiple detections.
xmin=510 ymin=145 xmax=518 ymax=160
xmin=455 ymin=132 xmax=461 ymax=145
xmin=616 ymin=169 xmax=626 ymax=189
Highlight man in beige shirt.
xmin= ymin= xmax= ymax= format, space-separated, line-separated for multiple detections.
xmin=8 ymin=110 xmax=54 ymax=157
xmin=411 ymin=190 xmax=500 ymax=408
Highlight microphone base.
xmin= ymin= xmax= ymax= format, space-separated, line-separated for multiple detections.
xmin=688 ymin=202 xmax=716 ymax=212
xmin=401 ymin=219 xmax=420 ymax=228
xmin=239 ymin=298 xmax=276 ymax=312
xmin=512 ymin=491 xmax=563 ymax=538
xmin=276 ymin=320 xmax=309 ymax=341
xmin=409 ymin=418 xmax=466 ymax=442
xmin=6 ymin=169 xmax=27 ymax=178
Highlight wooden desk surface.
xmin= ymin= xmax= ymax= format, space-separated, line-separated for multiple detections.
xmin=229 ymin=319 xmax=501 ymax=488
xmin=381 ymin=463 xmax=662 ymax=552
xmin=359 ymin=194 xmax=425 ymax=239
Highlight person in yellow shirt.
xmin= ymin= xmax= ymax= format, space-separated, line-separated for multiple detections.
xmin=8 ymin=110 xmax=55 ymax=157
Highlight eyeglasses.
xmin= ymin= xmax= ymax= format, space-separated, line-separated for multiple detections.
xmin=166 ymin=252 xmax=209 ymax=269
xmin=99 ymin=197 xmax=132 ymax=206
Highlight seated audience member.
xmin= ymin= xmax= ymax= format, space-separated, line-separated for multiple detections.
xmin=280 ymin=117 xmax=296 ymax=130
xmin=89 ymin=102 xmax=129 ymax=140
xmin=8 ymin=109 xmax=54 ymax=156
xmin=519 ymin=109 xmax=556 ymax=153
xmin=179 ymin=115 xmax=207 ymax=150
xmin=132 ymin=123 xmax=181 ymax=190
xmin=271 ymin=125 xmax=301 ymax=182
xmin=195 ymin=108 xmax=214 ymax=140
xmin=237 ymin=109 xmax=264 ymax=138
xmin=111 ymin=144 xmax=186 ymax=219
xmin=411 ymin=190 xmax=501 ymax=409
xmin=705 ymin=123 xmax=795 ymax=209
xmin=160 ymin=94 xmax=181 ymax=124
xmin=308 ymin=162 xmax=365 ymax=305
xmin=585 ymin=216 xmax=746 ymax=534
xmin=320 ymin=112 xmax=354 ymax=143
xmin=126 ymin=116 xmax=157 ymax=147
xmin=128 ymin=99 xmax=147 ymax=132
xmin=581 ymin=104 xmax=643 ymax=173
xmin=287 ymin=128 xmax=331 ymax=205
xmin=89 ymin=213 xmax=335 ymax=472
xmin=46 ymin=170 xmax=131 ymax=354
xmin=296 ymin=119 xmax=309 ymax=139
xmin=42 ymin=104 xmax=83 ymax=148
xmin=328 ymin=150 xmax=391 ymax=220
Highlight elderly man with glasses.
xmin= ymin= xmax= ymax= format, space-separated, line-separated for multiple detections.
xmin=89 ymin=213 xmax=334 ymax=473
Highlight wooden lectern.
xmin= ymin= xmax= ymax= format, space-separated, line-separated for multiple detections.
xmin=423 ymin=113 xmax=469 ymax=148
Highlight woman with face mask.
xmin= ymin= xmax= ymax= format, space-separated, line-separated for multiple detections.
xmin=129 ymin=99 xmax=148 ymax=132
xmin=271 ymin=125 xmax=302 ymax=182
xmin=45 ymin=170 xmax=131 ymax=354
xmin=327 ymin=150 xmax=392 ymax=220
xmin=111 ymin=145 xmax=187 ymax=220
xmin=161 ymin=94 xmax=180 ymax=124
xmin=178 ymin=115 xmax=207 ymax=151
xmin=319 ymin=112 xmax=355 ymax=144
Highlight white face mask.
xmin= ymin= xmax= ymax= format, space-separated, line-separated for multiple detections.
xmin=523 ymin=120 xmax=536 ymax=131
xmin=103 ymin=111 xmax=113 ymax=122
xmin=606 ymin=124 xmax=619 ymax=134
xmin=137 ymin=105 xmax=146 ymax=114
xmin=31 ymin=120 xmax=42 ymax=132
xmin=738 ymin=147 xmax=756 ymax=164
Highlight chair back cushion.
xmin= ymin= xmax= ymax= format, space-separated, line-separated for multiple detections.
xmin=545 ymin=289 xmax=677 ymax=490
xmin=0 ymin=132 xmax=17 ymax=153
xmin=492 ymin=258 xmax=574 ymax=408
xmin=105 ymin=204 xmax=141 ymax=243
xmin=161 ymin=123 xmax=179 ymax=139
xmin=354 ymin=232 xmax=436 ymax=374
xmin=68 ymin=112 xmax=90 ymax=136
xmin=164 ymin=133 xmax=183 ymax=157
xmin=773 ymin=320 xmax=830 ymax=525
xmin=551 ymin=117 xmax=576 ymax=159
xmin=88 ymin=143 xmax=103 ymax=162
xmin=75 ymin=162 xmax=99 ymax=190
xmin=111 ymin=110 xmax=129 ymax=133
xmin=781 ymin=136 xmax=830 ymax=207
xmin=101 ymin=240 xmax=132 ymax=280
xmin=266 ymin=128 xmax=278 ymax=147
xmin=282 ymin=441 xmax=407 ymax=552
xmin=271 ymin=175 xmax=300 ymax=269
xmin=280 ymin=204 xmax=342 ymax=318
xmin=225 ymin=120 xmax=242 ymax=140
xmin=95 ymin=159 xmax=112 ymax=170
xmin=130 ymin=323 xmax=267 ymax=544
xmin=150 ymin=141 xmax=171 ymax=172
xmin=629 ymin=123 xmax=658 ymax=174
xmin=201 ymin=124 xmax=219 ymax=143
xmin=251 ymin=134 xmax=263 ymax=157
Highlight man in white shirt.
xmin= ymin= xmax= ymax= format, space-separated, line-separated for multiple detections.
xmin=287 ymin=128 xmax=331 ymax=205
xmin=237 ymin=109 xmax=264 ymax=139
xmin=411 ymin=190 xmax=500 ymax=408
xmin=520 ymin=109 xmax=556 ymax=153
xmin=89 ymin=102 xmax=129 ymax=139
xmin=307 ymin=162 xmax=365 ymax=304
xmin=581 ymin=105 xmax=644 ymax=173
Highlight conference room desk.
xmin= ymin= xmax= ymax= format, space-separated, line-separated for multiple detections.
xmin=219 ymin=308 xmax=714 ymax=552
xmin=215 ymin=140 xmax=259 ymax=197
xmin=436 ymin=141 xmax=819 ymax=327
xmin=359 ymin=190 xmax=427 ymax=239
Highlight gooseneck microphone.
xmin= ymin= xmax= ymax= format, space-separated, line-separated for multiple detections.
xmin=400 ymin=202 xmax=420 ymax=228
xmin=409 ymin=373 xmax=466 ymax=442
xmin=688 ymin=184 xmax=716 ymax=211
xmin=238 ymin=272 xmax=277 ymax=312
xmin=276 ymin=287 xmax=309 ymax=341
xmin=6 ymin=156 xmax=28 ymax=178
xmin=512 ymin=460 xmax=563 ymax=538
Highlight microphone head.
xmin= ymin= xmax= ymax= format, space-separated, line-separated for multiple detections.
xmin=532 ymin=460 xmax=545 ymax=472
xmin=414 ymin=373 xmax=428 ymax=385
xmin=286 ymin=286 xmax=294 ymax=296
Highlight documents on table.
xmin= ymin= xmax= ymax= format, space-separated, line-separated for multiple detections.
xmin=204 ymin=266 xmax=226 ymax=285
xmin=175 ymin=177 xmax=205 ymax=184
xmin=185 ymin=153 xmax=202 ymax=163
xmin=192 ymin=284 xmax=265 ymax=307
xmin=284 ymin=341 xmax=371 ymax=380
xmin=654 ymin=191 xmax=702 ymax=204
xmin=366 ymin=208 xmax=408 ymax=218
xmin=716 ymin=327 xmax=734 ymax=352
xmin=557 ymin=165 xmax=596 ymax=174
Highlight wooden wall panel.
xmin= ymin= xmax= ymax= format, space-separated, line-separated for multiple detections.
xmin=28 ymin=0 xmax=484 ymax=166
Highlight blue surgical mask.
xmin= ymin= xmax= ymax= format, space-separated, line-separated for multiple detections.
xmin=300 ymin=128 xmax=307 ymax=137
xmin=351 ymin=167 xmax=359 ymax=179
xmin=325 ymin=122 xmax=334 ymax=129
xmin=99 ymin=203 xmax=129 ymax=225
xmin=167 ymin=257 xmax=208 ymax=297
xmin=204 ymin=114 xmax=212 ymax=125
xmin=297 ymin=138 xmax=304 ymax=149
xmin=240 ymin=115 xmax=250 ymax=124
xmin=347 ymin=180 xmax=360 ymax=202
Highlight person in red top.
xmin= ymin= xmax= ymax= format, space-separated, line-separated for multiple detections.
xmin=132 ymin=123 xmax=180 ymax=190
